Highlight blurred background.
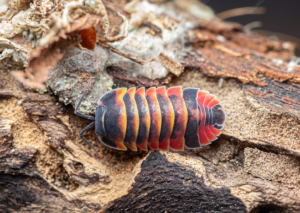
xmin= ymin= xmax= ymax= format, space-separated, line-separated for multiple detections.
xmin=204 ymin=0 xmax=300 ymax=55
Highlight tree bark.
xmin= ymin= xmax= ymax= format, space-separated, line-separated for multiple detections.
xmin=1 ymin=1 xmax=300 ymax=213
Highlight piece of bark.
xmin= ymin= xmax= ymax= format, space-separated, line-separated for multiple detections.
xmin=231 ymin=32 xmax=296 ymax=60
xmin=102 ymin=147 xmax=300 ymax=212
xmin=244 ymin=147 xmax=300 ymax=185
xmin=2 ymin=1 xmax=300 ymax=212
xmin=0 ymin=148 xmax=37 ymax=175
xmin=0 ymin=69 xmax=27 ymax=97
xmin=107 ymin=68 xmax=173 ymax=88
xmin=46 ymin=45 xmax=112 ymax=115
xmin=0 ymin=110 xmax=38 ymax=177
xmin=0 ymin=117 xmax=13 ymax=154
xmin=0 ymin=173 xmax=101 ymax=212
xmin=11 ymin=14 xmax=102 ymax=89
xmin=199 ymin=20 xmax=296 ymax=59
xmin=21 ymin=93 xmax=71 ymax=149
xmin=0 ymin=114 xmax=99 ymax=212
xmin=0 ymin=89 xmax=16 ymax=98
xmin=244 ymin=78 xmax=300 ymax=119
xmin=156 ymin=52 xmax=184 ymax=77
xmin=185 ymin=44 xmax=300 ymax=86
xmin=101 ymin=151 xmax=247 ymax=213
xmin=2 ymin=73 xmax=300 ymax=212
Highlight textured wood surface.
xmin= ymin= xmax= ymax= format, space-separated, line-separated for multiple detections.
xmin=1 ymin=1 xmax=300 ymax=213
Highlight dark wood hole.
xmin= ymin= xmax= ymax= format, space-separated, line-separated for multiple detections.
xmin=250 ymin=204 xmax=288 ymax=213
xmin=73 ymin=162 xmax=84 ymax=172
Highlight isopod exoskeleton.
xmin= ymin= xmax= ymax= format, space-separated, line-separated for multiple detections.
xmin=75 ymin=83 xmax=226 ymax=152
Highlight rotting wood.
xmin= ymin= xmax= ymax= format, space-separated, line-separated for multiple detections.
xmin=157 ymin=52 xmax=184 ymax=77
xmin=1 ymin=0 xmax=300 ymax=212
xmin=11 ymin=15 xmax=102 ymax=89
xmin=101 ymin=151 xmax=248 ymax=213
xmin=107 ymin=68 xmax=173 ymax=88
xmin=244 ymin=78 xmax=300 ymax=119
xmin=0 ymin=89 xmax=16 ymax=98
xmin=2 ymin=69 xmax=300 ymax=212
xmin=21 ymin=93 xmax=71 ymax=148
xmin=184 ymin=39 xmax=300 ymax=86
xmin=0 ymin=116 xmax=13 ymax=154
xmin=98 ymin=41 xmax=156 ymax=65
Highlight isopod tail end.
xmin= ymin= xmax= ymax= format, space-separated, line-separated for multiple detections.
xmin=212 ymin=104 xmax=226 ymax=130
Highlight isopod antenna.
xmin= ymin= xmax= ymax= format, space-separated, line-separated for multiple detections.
xmin=74 ymin=79 xmax=98 ymax=153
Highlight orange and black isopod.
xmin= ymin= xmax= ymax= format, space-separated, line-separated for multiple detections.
xmin=75 ymin=82 xmax=226 ymax=152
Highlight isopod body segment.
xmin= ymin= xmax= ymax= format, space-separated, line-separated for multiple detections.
xmin=75 ymin=85 xmax=226 ymax=152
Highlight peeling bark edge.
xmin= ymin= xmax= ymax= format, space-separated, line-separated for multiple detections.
xmin=0 ymin=173 xmax=101 ymax=212
xmin=102 ymin=152 xmax=247 ymax=213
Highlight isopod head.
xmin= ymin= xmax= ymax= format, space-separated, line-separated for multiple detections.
xmin=96 ymin=88 xmax=128 ymax=151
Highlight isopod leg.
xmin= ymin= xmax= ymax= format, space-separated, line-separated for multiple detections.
xmin=79 ymin=121 xmax=98 ymax=154
xmin=75 ymin=79 xmax=95 ymax=121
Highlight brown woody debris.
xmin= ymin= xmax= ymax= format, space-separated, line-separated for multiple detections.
xmin=199 ymin=19 xmax=296 ymax=59
xmin=11 ymin=15 xmax=102 ymax=89
xmin=157 ymin=52 xmax=184 ymax=77
xmin=107 ymin=68 xmax=173 ymax=88
xmin=232 ymin=32 xmax=297 ymax=59
xmin=244 ymin=78 xmax=300 ymax=119
xmin=98 ymin=41 xmax=156 ymax=65
xmin=0 ymin=90 xmax=16 ymax=98
xmin=0 ymin=116 xmax=13 ymax=154
xmin=185 ymin=43 xmax=300 ymax=86
xmin=2 ymin=1 xmax=300 ymax=212
xmin=21 ymin=93 xmax=70 ymax=148
xmin=244 ymin=148 xmax=300 ymax=185
xmin=47 ymin=45 xmax=111 ymax=114
xmin=199 ymin=19 xmax=244 ymax=35
xmin=186 ymin=29 xmax=218 ymax=45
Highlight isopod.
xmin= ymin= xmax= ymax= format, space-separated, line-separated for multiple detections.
xmin=75 ymin=81 xmax=226 ymax=152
